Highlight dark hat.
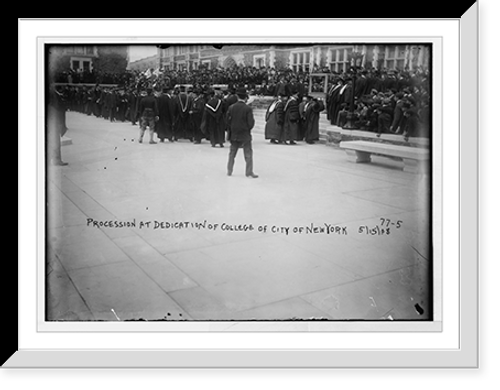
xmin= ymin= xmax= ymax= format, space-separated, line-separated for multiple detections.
xmin=236 ymin=87 xmax=248 ymax=99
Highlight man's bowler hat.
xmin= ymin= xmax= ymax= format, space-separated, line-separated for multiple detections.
xmin=236 ymin=87 xmax=248 ymax=99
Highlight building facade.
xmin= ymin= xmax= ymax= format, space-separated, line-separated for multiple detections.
xmin=47 ymin=45 xmax=129 ymax=76
xmin=157 ymin=44 xmax=430 ymax=73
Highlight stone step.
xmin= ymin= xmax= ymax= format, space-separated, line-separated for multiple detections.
xmin=61 ymin=136 xmax=73 ymax=146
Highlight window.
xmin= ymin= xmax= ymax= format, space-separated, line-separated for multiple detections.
xmin=387 ymin=46 xmax=396 ymax=59
xmin=291 ymin=50 xmax=311 ymax=72
xmin=201 ymin=59 xmax=211 ymax=69
xmin=85 ymin=46 xmax=94 ymax=55
xmin=72 ymin=60 xmax=80 ymax=70
xmin=329 ymin=47 xmax=353 ymax=73
xmin=385 ymin=45 xmax=407 ymax=70
xmin=83 ymin=61 xmax=90 ymax=71
xmin=253 ymin=54 xmax=265 ymax=68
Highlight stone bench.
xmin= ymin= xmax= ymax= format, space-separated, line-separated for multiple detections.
xmin=339 ymin=140 xmax=430 ymax=173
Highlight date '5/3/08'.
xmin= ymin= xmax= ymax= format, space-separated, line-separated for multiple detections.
xmin=358 ymin=218 xmax=403 ymax=236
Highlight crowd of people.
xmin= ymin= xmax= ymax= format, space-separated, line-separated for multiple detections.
xmin=52 ymin=83 xmax=251 ymax=147
xmin=51 ymin=64 xmax=431 ymax=150
xmin=324 ymin=69 xmax=430 ymax=140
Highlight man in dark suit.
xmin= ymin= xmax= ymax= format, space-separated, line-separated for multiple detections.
xmin=224 ymin=87 xmax=238 ymax=108
xmin=225 ymin=87 xmax=258 ymax=178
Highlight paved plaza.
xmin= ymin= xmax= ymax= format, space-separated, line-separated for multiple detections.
xmin=46 ymin=110 xmax=431 ymax=322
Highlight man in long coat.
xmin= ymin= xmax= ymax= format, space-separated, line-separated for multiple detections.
xmin=117 ymin=90 xmax=128 ymax=122
xmin=201 ymin=90 xmax=225 ymax=148
xmin=225 ymin=87 xmax=257 ymax=178
xmin=127 ymin=89 xmax=139 ymax=125
xmin=156 ymin=88 xmax=174 ymax=142
xmin=264 ymin=94 xmax=286 ymax=144
xmin=224 ymin=87 xmax=238 ymax=108
xmin=326 ymin=79 xmax=344 ymax=125
xmin=283 ymin=87 xmax=300 ymax=145
xmin=190 ymin=89 xmax=205 ymax=144
xmin=174 ymin=86 xmax=192 ymax=141
xmin=302 ymin=95 xmax=325 ymax=144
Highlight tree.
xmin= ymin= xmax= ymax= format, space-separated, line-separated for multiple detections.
xmin=93 ymin=46 xmax=128 ymax=74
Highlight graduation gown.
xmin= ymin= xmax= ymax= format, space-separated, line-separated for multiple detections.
xmin=127 ymin=92 xmax=139 ymax=124
xmin=333 ymin=84 xmax=349 ymax=126
xmin=174 ymin=93 xmax=192 ymax=139
xmin=157 ymin=94 xmax=174 ymax=141
xmin=303 ymin=100 xmax=325 ymax=143
xmin=354 ymin=75 xmax=369 ymax=98
xmin=190 ymin=95 xmax=205 ymax=142
xmin=264 ymin=99 xmax=285 ymax=140
xmin=283 ymin=96 xmax=300 ymax=141
xmin=201 ymin=97 xmax=225 ymax=146
xmin=326 ymin=83 xmax=342 ymax=122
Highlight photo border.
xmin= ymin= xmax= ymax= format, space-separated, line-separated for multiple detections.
xmin=12 ymin=9 xmax=478 ymax=368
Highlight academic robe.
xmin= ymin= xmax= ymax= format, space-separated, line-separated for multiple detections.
xmin=127 ymin=92 xmax=138 ymax=124
xmin=264 ymin=99 xmax=285 ymax=141
xmin=333 ymin=84 xmax=349 ymax=126
xmin=326 ymin=83 xmax=342 ymax=123
xmin=283 ymin=96 xmax=300 ymax=141
xmin=117 ymin=93 xmax=128 ymax=122
xmin=174 ymin=93 xmax=192 ymax=140
xmin=157 ymin=93 xmax=174 ymax=141
xmin=108 ymin=91 xmax=118 ymax=121
xmin=302 ymin=100 xmax=325 ymax=143
xmin=298 ymin=100 xmax=307 ymax=140
xmin=354 ymin=75 xmax=369 ymax=98
xmin=190 ymin=95 xmax=205 ymax=143
xmin=201 ymin=97 xmax=225 ymax=146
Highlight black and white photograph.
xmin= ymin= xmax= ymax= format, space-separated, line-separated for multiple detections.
xmin=45 ymin=42 xmax=433 ymax=323
xmin=12 ymin=7 xmax=490 ymax=384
